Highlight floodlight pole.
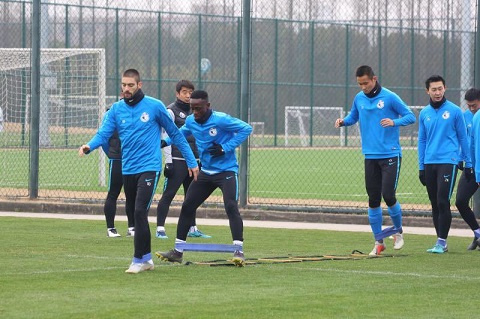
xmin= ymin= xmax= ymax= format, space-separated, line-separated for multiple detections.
xmin=238 ymin=0 xmax=251 ymax=208
xmin=29 ymin=0 xmax=41 ymax=199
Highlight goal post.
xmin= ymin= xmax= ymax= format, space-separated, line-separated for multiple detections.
xmin=285 ymin=106 xmax=353 ymax=147
xmin=0 ymin=48 xmax=108 ymax=187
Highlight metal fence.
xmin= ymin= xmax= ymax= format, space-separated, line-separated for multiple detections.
xmin=0 ymin=0 xmax=478 ymax=213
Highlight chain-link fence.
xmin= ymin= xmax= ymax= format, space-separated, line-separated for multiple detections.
xmin=0 ymin=0 xmax=478 ymax=213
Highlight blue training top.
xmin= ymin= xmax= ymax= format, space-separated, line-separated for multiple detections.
xmin=463 ymin=109 xmax=474 ymax=165
xmin=343 ymin=87 xmax=416 ymax=159
xmin=472 ymin=111 xmax=480 ymax=181
xmin=167 ymin=110 xmax=252 ymax=175
xmin=418 ymin=100 xmax=471 ymax=170
xmin=87 ymin=95 xmax=197 ymax=175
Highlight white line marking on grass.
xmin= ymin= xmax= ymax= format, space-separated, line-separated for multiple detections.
xmin=292 ymin=267 xmax=480 ymax=281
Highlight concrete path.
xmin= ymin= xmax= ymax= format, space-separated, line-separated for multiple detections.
xmin=0 ymin=211 xmax=473 ymax=238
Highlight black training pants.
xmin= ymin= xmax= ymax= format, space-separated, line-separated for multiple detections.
xmin=103 ymin=159 xmax=135 ymax=229
xmin=425 ymin=164 xmax=458 ymax=239
xmin=123 ymin=171 xmax=159 ymax=259
xmin=156 ymin=159 xmax=195 ymax=227
xmin=364 ymin=156 xmax=401 ymax=208
xmin=176 ymin=171 xmax=243 ymax=241
xmin=455 ymin=169 xmax=480 ymax=231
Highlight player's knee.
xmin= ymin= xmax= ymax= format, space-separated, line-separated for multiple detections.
xmin=455 ymin=198 xmax=468 ymax=211
xmin=437 ymin=199 xmax=450 ymax=212
xmin=383 ymin=195 xmax=396 ymax=207
xmin=368 ymin=199 xmax=381 ymax=208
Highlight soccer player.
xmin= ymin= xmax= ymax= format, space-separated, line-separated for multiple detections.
xmin=79 ymin=69 xmax=199 ymax=274
xmin=456 ymin=88 xmax=480 ymax=250
xmin=335 ymin=65 xmax=415 ymax=256
xmin=155 ymin=80 xmax=211 ymax=240
xmin=418 ymin=75 xmax=472 ymax=254
xmin=156 ymin=90 xmax=252 ymax=266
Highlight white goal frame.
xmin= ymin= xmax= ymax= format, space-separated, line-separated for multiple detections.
xmin=284 ymin=106 xmax=347 ymax=147
xmin=0 ymin=48 xmax=107 ymax=186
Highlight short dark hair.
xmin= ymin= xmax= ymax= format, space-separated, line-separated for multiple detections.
xmin=190 ymin=90 xmax=208 ymax=101
xmin=176 ymin=80 xmax=195 ymax=93
xmin=465 ymin=88 xmax=480 ymax=101
xmin=355 ymin=65 xmax=375 ymax=78
xmin=425 ymin=75 xmax=445 ymax=89
xmin=123 ymin=69 xmax=141 ymax=83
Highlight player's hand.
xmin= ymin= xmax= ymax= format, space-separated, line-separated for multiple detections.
xmin=208 ymin=143 xmax=225 ymax=157
xmin=419 ymin=170 xmax=426 ymax=186
xmin=188 ymin=166 xmax=200 ymax=181
xmin=334 ymin=118 xmax=344 ymax=128
xmin=164 ymin=163 xmax=174 ymax=178
xmin=161 ymin=140 xmax=167 ymax=148
xmin=457 ymin=161 xmax=464 ymax=171
xmin=78 ymin=144 xmax=90 ymax=156
xmin=380 ymin=118 xmax=394 ymax=127
xmin=465 ymin=167 xmax=474 ymax=182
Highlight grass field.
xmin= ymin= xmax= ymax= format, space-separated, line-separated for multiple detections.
xmin=0 ymin=147 xmax=434 ymax=207
xmin=1 ymin=216 xmax=478 ymax=318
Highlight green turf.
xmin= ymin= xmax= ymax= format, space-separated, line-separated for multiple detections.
xmin=0 ymin=216 xmax=478 ymax=318
xmin=0 ymin=147 xmax=434 ymax=206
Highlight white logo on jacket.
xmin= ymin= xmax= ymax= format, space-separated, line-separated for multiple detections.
xmin=209 ymin=128 xmax=217 ymax=136
xmin=442 ymin=111 xmax=450 ymax=119
xmin=140 ymin=112 xmax=150 ymax=122
xmin=377 ymin=100 xmax=384 ymax=109
xmin=179 ymin=112 xmax=186 ymax=119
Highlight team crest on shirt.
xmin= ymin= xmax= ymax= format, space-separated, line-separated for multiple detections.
xmin=140 ymin=112 xmax=150 ymax=122
xmin=179 ymin=112 xmax=186 ymax=119
xmin=377 ymin=100 xmax=384 ymax=109
xmin=209 ymin=127 xmax=218 ymax=136
xmin=442 ymin=111 xmax=450 ymax=119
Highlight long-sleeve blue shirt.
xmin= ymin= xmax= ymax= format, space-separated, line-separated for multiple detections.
xmin=343 ymin=87 xmax=416 ymax=159
xmin=472 ymin=111 xmax=480 ymax=181
xmin=418 ymin=100 xmax=471 ymax=170
xmin=86 ymin=96 xmax=197 ymax=175
xmin=463 ymin=109 xmax=474 ymax=164
xmin=167 ymin=111 xmax=252 ymax=174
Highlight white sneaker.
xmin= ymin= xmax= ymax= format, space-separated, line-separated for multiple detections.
xmin=369 ymin=241 xmax=386 ymax=256
xmin=107 ymin=228 xmax=121 ymax=238
xmin=393 ymin=233 xmax=404 ymax=250
xmin=126 ymin=227 xmax=135 ymax=237
xmin=125 ymin=260 xmax=154 ymax=274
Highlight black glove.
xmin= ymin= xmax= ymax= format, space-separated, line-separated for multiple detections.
xmin=465 ymin=167 xmax=474 ymax=182
xmin=208 ymin=143 xmax=225 ymax=158
xmin=161 ymin=140 xmax=167 ymax=148
xmin=419 ymin=170 xmax=426 ymax=186
xmin=457 ymin=161 xmax=464 ymax=171
xmin=163 ymin=163 xmax=174 ymax=178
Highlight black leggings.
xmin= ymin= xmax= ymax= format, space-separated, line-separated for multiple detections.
xmin=176 ymin=171 xmax=243 ymax=241
xmin=455 ymin=169 xmax=480 ymax=231
xmin=156 ymin=159 xmax=196 ymax=227
xmin=364 ymin=156 xmax=401 ymax=208
xmin=123 ymin=171 xmax=160 ymax=259
xmin=103 ymin=159 xmax=134 ymax=228
xmin=425 ymin=164 xmax=458 ymax=239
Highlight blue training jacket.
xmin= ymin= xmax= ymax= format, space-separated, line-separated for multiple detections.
xmin=167 ymin=110 xmax=252 ymax=174
xmin=472 ymin=111 xmax=480 ymax=181
xmin=87 ymin=96 xmax=197 ymax=175
xmin=463 ymin=109 xmax=474 ymax=165
xmin=418 ymin=100 xmax=471 ymax=170
xmin=343 ymin=87 xmax=416 ymax=159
